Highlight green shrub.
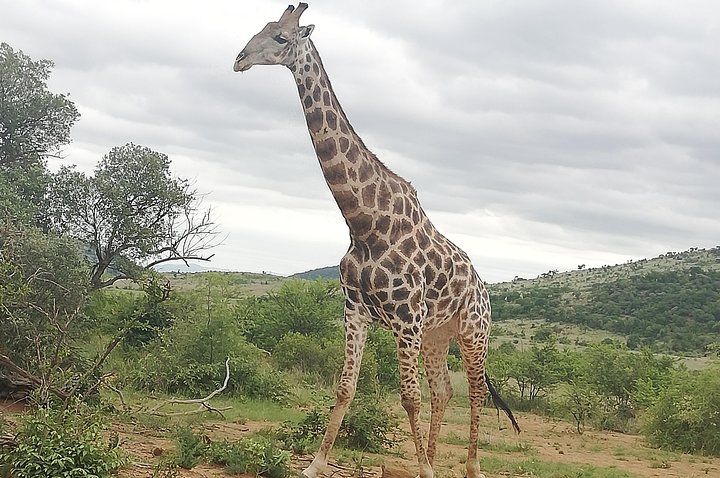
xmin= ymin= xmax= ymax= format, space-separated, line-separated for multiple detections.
xmin=207 ymin=436 xmax=291 ymax=478
xmin=280 ymin=400 xmax=399 ymax=454
xmin=340 ymin=400 xmax=400 ymax=453
xmin=0 ymin=407 xmax=126 ymax=478
xmin=171 ymin=425 xmax=207 ymax=469
xmin=643 ymin=366 xmax=720 ymax=455
xmin=123 ymin=307 xmax=290 ymax=401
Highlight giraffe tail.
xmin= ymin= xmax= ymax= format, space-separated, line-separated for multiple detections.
xmin=485 ymin=372 xmax=521 ymax=434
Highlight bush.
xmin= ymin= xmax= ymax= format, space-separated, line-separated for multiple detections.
xmin=123 ymin=303 xmax=290 ymax=401
xmin=280 ymin=400 xmax=399 ymax=454
xmin=643 ymin=366 xmax=720 ymax=455
xmin=172 ymin=425 xmax=207 ymax=469
xmin=207 ymin=436 xmax=291 ymax=478
xmin=0 ymin=407 xmax=126 ymax=478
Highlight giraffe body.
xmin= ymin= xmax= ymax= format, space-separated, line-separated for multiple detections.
xmin=233 ymin=5 xmax=514 ymax=478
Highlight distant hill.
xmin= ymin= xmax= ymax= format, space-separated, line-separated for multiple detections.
xmin=291 ymin=265 xmax=340 ymax=280
xmin=153 ymin=262 xmax=228 ymax=273
xmin=489 ymin=246 xmax=720 ymax=355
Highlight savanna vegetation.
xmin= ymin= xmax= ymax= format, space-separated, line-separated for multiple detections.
xmin=1 ymin=42 xmax=719 ymax=478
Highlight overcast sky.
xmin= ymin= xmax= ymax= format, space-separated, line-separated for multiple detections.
xmin=2 ymin=0 xmax=719 ymax=282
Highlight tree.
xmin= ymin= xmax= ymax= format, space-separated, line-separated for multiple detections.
xmin=0 ymin=43 xmax=79 ymax=167
xmin=48 ymin=143 xmax=220 ymax=289
xmin=0 ymin=223 xmax=89 ymax=402
xmin=643 ymin=366 xmax=720 ymax=455
xmin=236 ymin=279 xmax=343 ymax=352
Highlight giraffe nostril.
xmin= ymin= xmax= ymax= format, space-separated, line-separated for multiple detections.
xmin=236 ymin=52 xmax=246 ymax=62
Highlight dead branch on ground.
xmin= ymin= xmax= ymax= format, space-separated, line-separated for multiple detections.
xmin=147 ymin=358 xmax=232 ymax=418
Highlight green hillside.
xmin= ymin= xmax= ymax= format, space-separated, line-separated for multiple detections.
xmin=489 ymin=247 xmax=720 ymax=354
xmin=290 ymin=265 xmax=340 ymax=280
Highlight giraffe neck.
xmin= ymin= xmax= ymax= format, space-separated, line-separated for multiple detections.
xmin=288 ymin=41 xmax=417 ymax=240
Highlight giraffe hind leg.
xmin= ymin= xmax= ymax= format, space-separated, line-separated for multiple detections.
xmin=457 ymin=309 xmax=491 ymax=478
xmin=421 ymin=322 xmax=455 ymax=466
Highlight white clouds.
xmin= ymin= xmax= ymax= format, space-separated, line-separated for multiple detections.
xmin=2 ymin=0 xmax=719 ymax=281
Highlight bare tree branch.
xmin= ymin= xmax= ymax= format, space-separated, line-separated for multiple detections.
xmin=148 ymin=358 xmax=231 ymax=418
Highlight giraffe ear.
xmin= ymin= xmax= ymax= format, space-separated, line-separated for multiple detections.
xmin=300 ymin=24 xmax=315 ymax=38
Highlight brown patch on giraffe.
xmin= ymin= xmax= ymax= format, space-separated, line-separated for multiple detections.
xmin=399 ymin=237 xmax=417 ymax=257
xmin=424 ymin=265 xmax=436 ymax=284
xmin=313 ymin=63 xmax=319 ymax=75
xmin=377 ymin=182 xmax=391 ymax=210
xmin=347 ymin=166 xmax=358 ymax=182
xmin=373 ymin=269 xmax=389 ymax=289
xmin=304 ymin=64 xmax=311 ymax=72
xmin=437 ymin=297 xmax=453 ymax=312
xmin=427 ymin=250 xmax=443 ymax=270
xmin=334 ymin=190 xmax=359 ymax=212
xmin=392 ymin=197 xmax=404 ymax=215
xmin=389 ymin=220 xmax=403 ymax=243
xmin=375 ymin=215 xmax=391 ymax=235
xmin=368 ymin=236 xmax=389 ymax=258
xmin=312 ymin=85 xmax=321 ymax=101
xmin=412 ymin=251 xmax=426 ymax=267
xmin=323 ymin=91 xmax=332 ymax=106
xmin=323 ymin=159 xmax=345 ymax=183
xmin=361 ymin=183 xmax=377 ymax=208
xmin=338 ymin=137 xmax=350 ymax=153
xmin=353 ymin=213 xmax=373 ymax=236
xmin=339 ymin=120 xmax=349 ymax=134
xmin=346 ymin=143 xmax=360 ymax=163
xmin=380 ymin=250 xmax=404 ymax=273
xmin=392 ymin=287 xmax=410 ymax=301
xmin=325 ymin=110 xmax=338 ymax=131
xmin=305 ymin=53 xmax=311 ymax=62
xmin=417 ymin=232 xmax=431 ymax=249
xmin=297 ymin=84 xmax=306 ymax=96
xmin=307 ymin=108 xmax=323 ymax=133
xmin=396 ymin=303 xmax=414 ymax=323
xmin=303 ymin=95 xmax=313 ymax=108
xmin=304 ymin=76 xmax=313 ymax=90
xmin=435 ymin=273 xmax=448 ymax=290
xmin=388 ymin=180 xmax=401 ymax=194
xmin=358 ymin=162 xmax=374 ymax=182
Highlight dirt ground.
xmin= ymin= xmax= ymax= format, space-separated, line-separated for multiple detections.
xmin=104 ymin=404 xmax=720 ymax=478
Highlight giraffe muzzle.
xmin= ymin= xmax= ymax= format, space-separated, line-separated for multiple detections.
xmin=233 ymin=52 xmax=250 ymax=72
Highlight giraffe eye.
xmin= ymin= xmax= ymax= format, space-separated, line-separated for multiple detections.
xmin=273 ymin=34 xmax=288 ymax=44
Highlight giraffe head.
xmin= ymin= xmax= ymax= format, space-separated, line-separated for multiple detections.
xmin=233 ymin=3 xmax=315 ymax=72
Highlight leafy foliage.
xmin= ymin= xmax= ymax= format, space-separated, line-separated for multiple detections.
xmin=237 ymin=279 xmax=343 ymax=352
xmin=0 ymin=42 xmax=79 ymax=167
xmin=48 ymin=143 xmax=218 ymax=289
xmin=280 ymin=400 xmax=399 ymax=454
xmin=206 ymin=436 xmax=291 ymax=478
xmin=643 ymin=366 xmax=720 ymax=455
xmin=0 ymin=407 xmax=126 ymax=478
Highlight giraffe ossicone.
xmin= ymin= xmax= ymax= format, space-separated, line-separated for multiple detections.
xmin=232 ymin=4 xmax=519 ymax=478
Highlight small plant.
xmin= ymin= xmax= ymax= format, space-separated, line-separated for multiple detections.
xmin=340 ymin=399 xmax=400 ymax=453
xmin=0 ymin=406 xmax=126 ymax=478
xmin=280 ymin=400 xmax=399 ymax=454
xmin=171 ymin=425 xmax=208 ymax=469
xmin=207 ymin=436 xmax=291 ymax=478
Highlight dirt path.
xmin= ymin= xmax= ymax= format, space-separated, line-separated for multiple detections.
xmin=114 ymin=405 xmax=720 ymax=478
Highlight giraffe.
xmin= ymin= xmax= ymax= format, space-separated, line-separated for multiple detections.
xmin=232 ymin=4 xmax=519 ymax=478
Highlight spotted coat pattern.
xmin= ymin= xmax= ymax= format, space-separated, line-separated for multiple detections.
xmin=234 ymin=5 xmax=492 ymax=478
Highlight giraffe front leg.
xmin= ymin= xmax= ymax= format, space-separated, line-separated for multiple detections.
xmin=396 ymin=333 xmax=433 ymax=478
xmin=303 ymin=315 xmax=368 ymax=478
